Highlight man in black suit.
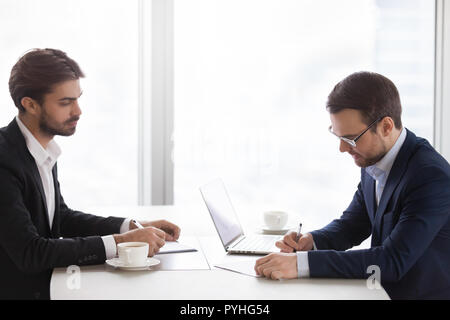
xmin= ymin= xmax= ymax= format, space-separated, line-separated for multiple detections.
xmin=0 ymin=48 xmax=180 ymax=300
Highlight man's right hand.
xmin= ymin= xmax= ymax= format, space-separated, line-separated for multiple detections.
xmin=113 ymin=227 xmax=166 ymax=256
xmin=275 ymin=231 xmax=314 ymax=253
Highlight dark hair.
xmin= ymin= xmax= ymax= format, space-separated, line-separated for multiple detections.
xmin=8 ymin=48 xmax=85 ymax=112
xmin=326 ymin=71 xmax=402 ymax=130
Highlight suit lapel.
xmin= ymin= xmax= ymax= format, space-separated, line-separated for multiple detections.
xmin=363 ymin=173 xmax=377 ymax=224
xmin=51 ymin=164 xmax=60 ymax=237
xmin=29 ymin=163 xmax=51 ymax=229
xmin=4 ymin=119 xmax=51 ymax=234
xmin=373 ymin=129 xmax=417 ymax=240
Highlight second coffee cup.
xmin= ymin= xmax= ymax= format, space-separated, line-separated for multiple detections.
xmin=263 ymin=211 xmax=288 ymax=230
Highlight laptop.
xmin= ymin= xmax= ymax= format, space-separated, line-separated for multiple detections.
xmin=199 ymin=179 xmax=282 ymax=255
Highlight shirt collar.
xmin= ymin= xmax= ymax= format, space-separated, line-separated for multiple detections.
xmin=15 ymin=116 xmax=61 ymax=167
xmin=365 ymin=127 xmax=406 ymax=182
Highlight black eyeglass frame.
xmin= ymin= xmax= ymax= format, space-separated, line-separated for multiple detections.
xmin=328 ymin=116 xmax=385 ymax=148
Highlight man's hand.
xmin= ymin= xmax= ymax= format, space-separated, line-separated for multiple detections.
xmin=145 ymin=220 xmax=181 ymax=241
xmin=129 ymin=219 xmax=181 ymax=241
xmin=114 ymin=226 xmax=166 ymax=256
xmin=254 ymin=252 xmax=298 ymax=280
xmin=276 ymin=231 xmax=314 ymax=253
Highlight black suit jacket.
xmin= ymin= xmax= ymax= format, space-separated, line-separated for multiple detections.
xmin=0 ymin=118 xmax=125 ymax=299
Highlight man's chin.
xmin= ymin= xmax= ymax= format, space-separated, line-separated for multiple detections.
xmin=53 ymin=127 xmax=77 ymax=137
xmin=353 ymin=155 xmax=383 ymax=168
xmin=354 ymin=159 xmax=367 ymax=168
xmin=40 ymin=123 xmax=77 ymax=137
xmin=60 ymin=128 xmax=76 ymax=136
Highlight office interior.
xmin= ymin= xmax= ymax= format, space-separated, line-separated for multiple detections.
xmin=1 ymin=0 xmax=449 ymax=302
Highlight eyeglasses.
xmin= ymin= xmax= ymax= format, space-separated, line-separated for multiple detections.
xmin=328 ymin=116 xmax=385 ymax=148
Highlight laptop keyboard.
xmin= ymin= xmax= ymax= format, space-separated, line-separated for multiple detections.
xmin=232 ymin=235 xmax=280 ymax=252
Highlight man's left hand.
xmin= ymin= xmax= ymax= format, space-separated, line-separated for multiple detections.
xmin=254 ymin=252 xmax=298 ymax=280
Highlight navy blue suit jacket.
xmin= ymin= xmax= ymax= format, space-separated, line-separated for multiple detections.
xmin=308 ymin=129 xmax=450 ymax=299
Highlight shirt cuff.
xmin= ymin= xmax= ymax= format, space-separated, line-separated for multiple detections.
xmin=102 ymin=235 xmax=118 ymax=260
xmin=296 ymin=251 xmax=311 ymax=278
xmin=120 ymin=218 xmax=132 ymax=233
xmin=102 ymin=218 xmax=133 ymax=260
xmin=313 ymin=240 xmax=317 ymax=250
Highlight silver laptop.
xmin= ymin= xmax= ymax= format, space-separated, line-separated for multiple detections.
xmin=199 ymin=179 xmax=281 ymax=255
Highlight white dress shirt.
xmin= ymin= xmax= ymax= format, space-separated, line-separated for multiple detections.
xmin=16 ymin=116 xmax=61 ymax=228
xmin=296 ymin=127 xmax=407 ymax=278
xmin=15 ymin=116 xmax=130 ymax=260
xmin=365 ymin=127 xmax=406 ymax=205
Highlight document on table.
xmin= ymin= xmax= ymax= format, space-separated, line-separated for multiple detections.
xmin=157 ymin=241 xmax=198 ymax=254
xmin=214 ymin=259 xmax=262 ymax=277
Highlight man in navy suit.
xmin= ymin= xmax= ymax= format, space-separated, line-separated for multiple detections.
xmin=254 ymin=72 xmax=450 ymax=299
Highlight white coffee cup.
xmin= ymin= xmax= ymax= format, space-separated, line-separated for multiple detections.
xmin=263 ymin=211 xmax=288 ymax=230
xmin=117 ymin=242 xmax=149 ymax=267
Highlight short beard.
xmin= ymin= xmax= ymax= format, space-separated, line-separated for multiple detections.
xmin=39 ymin=107 xmax=78 ymax=137
xmin=356 ymin=143 xmax=388 ymax=168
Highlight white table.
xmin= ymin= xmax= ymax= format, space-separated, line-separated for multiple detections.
xmin=50 ymin=206 xmax=389 ymax=300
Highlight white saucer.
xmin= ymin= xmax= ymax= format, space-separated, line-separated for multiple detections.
xmin=105 ymin=257 xmax=160 ymax=271
xmin=260 ymin=225 xmax=294 ymax=235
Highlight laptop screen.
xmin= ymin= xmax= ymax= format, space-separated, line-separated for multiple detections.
xmin=200 ymin=179 xmax=244 ymax=248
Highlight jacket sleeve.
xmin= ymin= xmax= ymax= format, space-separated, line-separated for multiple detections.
xmin=307 ymin=165 xmax=450 ymax=282
xmin=58 ymin=191 xmax=125 ymax=238
xmin=309 ymin=181 xmax=372 ymax=251
xmin=0 ymin=167 xmax=108 ymax=274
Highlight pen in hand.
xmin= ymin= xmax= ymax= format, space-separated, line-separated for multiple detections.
xmin=132 ymin=219 xmax=145 ymax=229
xmin=295 ymin=223 xmax=302 ymax=250
xmin=132 ymin=219 xmax=176 ymax=241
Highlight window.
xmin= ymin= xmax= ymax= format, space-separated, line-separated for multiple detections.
xmin=0 ymin=0 xmax=139 ymax=209
xmin=0 ymin=1 xmax=437 ymax=234
xmin=173 ymin=0 xmax=435 ymax=240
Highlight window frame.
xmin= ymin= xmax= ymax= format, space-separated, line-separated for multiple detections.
xmin=139 ymin=0 xmax=174 ymax=205
xmin=434 ymin=0 xmax=450 ymax=161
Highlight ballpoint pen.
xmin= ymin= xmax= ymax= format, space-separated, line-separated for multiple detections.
xmin=295 ymin=223 xmax=302 ymax=243
xmin=132 ymin=219 xmax=145 ymax=229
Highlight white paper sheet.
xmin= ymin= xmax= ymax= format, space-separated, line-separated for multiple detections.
xmin=157 ymin=241 xmax=198 ymax=254
xmin=214 ymin=259 xmax=262 ymax=277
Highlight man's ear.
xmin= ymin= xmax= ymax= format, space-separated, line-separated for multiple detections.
xmin=20 ymin=97 xmax=40 ymax=115
xmin=380 ymin=116 xmax=394 ymax=137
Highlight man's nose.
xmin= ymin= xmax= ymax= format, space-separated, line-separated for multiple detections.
xmin=72 ymin=100 xmax=82 ymax=117
xmin=339 ymin=140 xmax=352 ymax=153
